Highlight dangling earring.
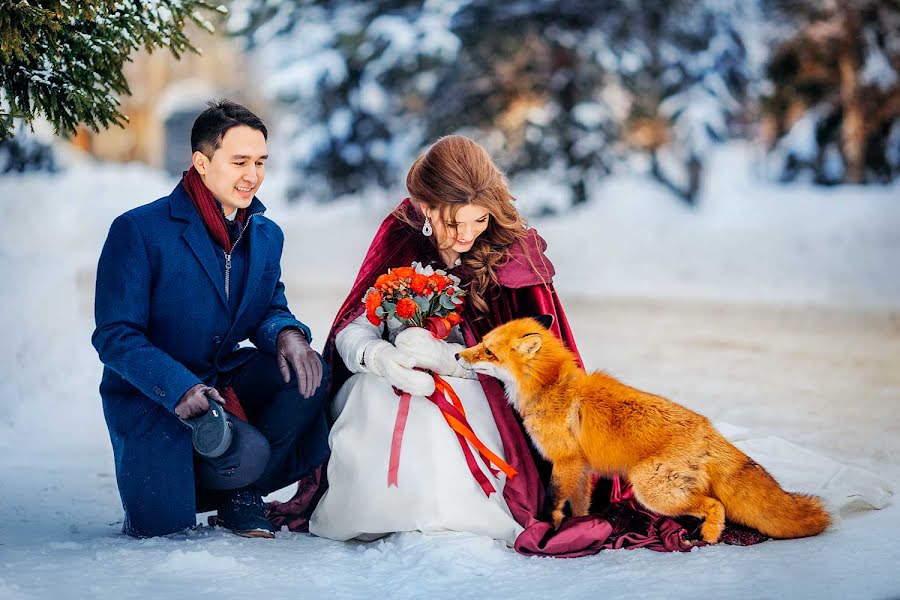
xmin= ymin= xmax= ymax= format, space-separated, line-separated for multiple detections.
xmin=422 ymin=216 xmax=433 ymax=237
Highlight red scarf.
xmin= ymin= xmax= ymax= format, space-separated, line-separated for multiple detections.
xmin=182 ymin=165 xmax=247 ymax=252
xmin=182 ymin=165 xmax=248 ymax=422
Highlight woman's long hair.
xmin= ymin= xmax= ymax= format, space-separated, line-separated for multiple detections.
xmin=399 ymin=135 xmax=526 ymax=315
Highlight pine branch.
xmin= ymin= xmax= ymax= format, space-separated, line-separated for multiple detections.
xmin=0 ymin=0 xmax=227 ymax=140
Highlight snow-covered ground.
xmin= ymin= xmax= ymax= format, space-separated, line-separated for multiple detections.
xmin=0 ymin=143 xmax=898 ymax=599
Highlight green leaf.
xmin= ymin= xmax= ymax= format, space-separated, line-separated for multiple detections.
xmin=1 ymin=0 xmax=223 ymax=139
xmin=414 ymin=296 xmax=431 ymax=314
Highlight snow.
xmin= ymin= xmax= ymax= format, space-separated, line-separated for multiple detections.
xmin=764 ymin=106 xmax=827 ymax=179
xmin=861 ymin=30 xmax=899 ymax=91
xmin=266 ymin=49 xmax=347 ymax=101
xmin=548 ymin=144 xmax=900 ymax=309
xmin=1 ymin=142 xmax=898 ymax=599
xmin=572 ymin=102 xmax=609 ymax=129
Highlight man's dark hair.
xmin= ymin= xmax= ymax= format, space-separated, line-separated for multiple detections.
xmin=190 ymin=99 xmax=268 ymax=157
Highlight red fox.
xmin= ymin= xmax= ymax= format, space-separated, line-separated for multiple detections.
xmin=456 ymin=315 xmax=830 ymax=543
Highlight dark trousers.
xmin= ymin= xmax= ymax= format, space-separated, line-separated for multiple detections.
xmin=194 ymin=350 xmax=329 ymax=497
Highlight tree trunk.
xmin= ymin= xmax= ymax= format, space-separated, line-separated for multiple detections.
xmin=838 ymin=10 xmax=865 ymax=184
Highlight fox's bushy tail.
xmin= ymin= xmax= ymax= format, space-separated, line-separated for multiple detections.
xmin=714 ymin=450 xmax=830 ymax=539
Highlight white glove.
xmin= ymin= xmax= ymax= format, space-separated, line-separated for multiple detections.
xmin=363 ymin=340 xmax=436 ymax=396
xmin=393 ymin=327 xmax=474 ymax=379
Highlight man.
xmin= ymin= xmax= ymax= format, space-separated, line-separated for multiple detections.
xmin=93 ymin=100 xmax=329 ymax=538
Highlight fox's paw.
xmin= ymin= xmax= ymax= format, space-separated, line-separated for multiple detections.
xmin=700 ymin=520 xmax=723 ymax=544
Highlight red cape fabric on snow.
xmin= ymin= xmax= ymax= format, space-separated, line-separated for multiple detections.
xmin=266 ymin=198 xmax=765 ymax=555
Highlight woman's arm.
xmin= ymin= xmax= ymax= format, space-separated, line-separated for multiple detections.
xmin=335 ymin=314 xmax=435 ymax=395
xmin=334 ymin=313 xmax=384 ymax=373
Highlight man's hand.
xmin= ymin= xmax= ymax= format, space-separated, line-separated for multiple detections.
xmin=175 ymin=384 xmax=225 ymax=419
xmin=277 ymin=328 xmax=323 ymax=398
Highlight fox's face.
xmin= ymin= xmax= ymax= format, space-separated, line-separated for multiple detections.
xmin=457 ymin=315 xmax=554 ymax=409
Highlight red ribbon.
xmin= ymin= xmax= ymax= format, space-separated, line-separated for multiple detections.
xmin=387 ymin=391 xmax=412 ymax=488
xmin=423 ymin=316 xmax=451 ymax=340
xmin=387 ymin=373 xmax=517 ymax=496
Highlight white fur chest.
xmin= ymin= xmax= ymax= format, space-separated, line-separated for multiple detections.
xmin=480 ymin=365 xmax=521 ymax=411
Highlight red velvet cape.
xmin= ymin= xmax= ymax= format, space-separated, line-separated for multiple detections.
xmin=267 ymin=200 xmax=764 ymax=555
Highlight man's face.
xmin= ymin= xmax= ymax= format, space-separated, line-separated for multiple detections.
xmin=193 ymin=125 xmax=268 ymax=215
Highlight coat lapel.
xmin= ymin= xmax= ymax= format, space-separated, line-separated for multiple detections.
xmin=232 ymin=216 xmax=269 ymax=326
xmin=169 ymin=183 xmax=229 ymax=310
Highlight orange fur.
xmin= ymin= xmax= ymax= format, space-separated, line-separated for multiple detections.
xmin=457 ymin=317 xmax=831 ymax=543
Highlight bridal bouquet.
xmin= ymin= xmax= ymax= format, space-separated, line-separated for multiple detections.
xmin=363 ymin=262 xmax=465 ymax=338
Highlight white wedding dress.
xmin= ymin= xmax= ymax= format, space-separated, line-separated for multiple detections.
xmin=309 ymin=314 xmax=524 ymax=544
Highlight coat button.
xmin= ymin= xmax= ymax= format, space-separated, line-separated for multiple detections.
xmin=154 ymin=386 xmax=166 ymax=397
xmin=213 ymin=336 xmax=222 ymax=345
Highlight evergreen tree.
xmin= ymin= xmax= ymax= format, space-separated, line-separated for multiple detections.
xmin=231 ymin=0 xmax=756 ymax=207
xmin=761 ymin=0 xmax=900 ymax=184
xmin=594 ymin=0 xmax=758 ymax=203
xmin=231 ymin=0 xmax=454 ymax=200
xmin=0 ymin=0 xmax=227 ymax=140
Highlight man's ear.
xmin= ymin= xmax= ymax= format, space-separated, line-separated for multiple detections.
xmin=534 ymin=314 xmax=554 ymax=330
xmin=515 ymin=333 xmax=543 ymax=357
xmin=192 ymin=150 xmax=209 ymax=175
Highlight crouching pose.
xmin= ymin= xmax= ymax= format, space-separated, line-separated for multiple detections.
xmin=93 ymin=101 xmax=329 ymax=538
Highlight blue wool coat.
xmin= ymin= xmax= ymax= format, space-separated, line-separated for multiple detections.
xmin=93 ymin=182 xmax=319 ymax=538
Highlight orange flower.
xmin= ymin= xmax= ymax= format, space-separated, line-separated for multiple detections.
xmin=365 ymin=290 xmax=384 ymax=325
xmin=410 ymin=273 xmax=429 ymax=295
xmin=446 ymin=312 xmax=462 ymax=326
xmin=396 ymin=297 xmax=418 ymax=320
xmin=375 ymin=274 xmax=393 ymax=291
xmin=428 ymin=274 xmax=448 ymax=292
xmin=392 ymin=267 xmax=416 ymax=279
xmin=365 ymin=290 xmax=383 ymax=311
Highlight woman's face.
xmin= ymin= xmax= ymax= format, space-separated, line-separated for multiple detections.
xmin=425 ymin=204 xmax=491 ymax=254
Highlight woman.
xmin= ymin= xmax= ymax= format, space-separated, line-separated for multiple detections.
xmin=267 ymin=134 xmax=709 ymax=555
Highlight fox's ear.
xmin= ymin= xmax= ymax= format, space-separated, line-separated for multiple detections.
xmin=515 ymin=333 xmax=543 ymax=357
xmin=534 ymin=314 xmax=554 ymax=330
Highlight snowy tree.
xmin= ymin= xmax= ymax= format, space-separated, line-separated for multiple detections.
xmin=229 ymin=1 xmax=455 ymax=200
xmin=563 ymin=0 xmax=758 ymax=204
xmin=230 ymin=0 xmax=759 ymax=207
xmin=0 ymin=0 xmax=228 ymax=140
xmin=761 ymin=0 xmax=900 ymax=184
